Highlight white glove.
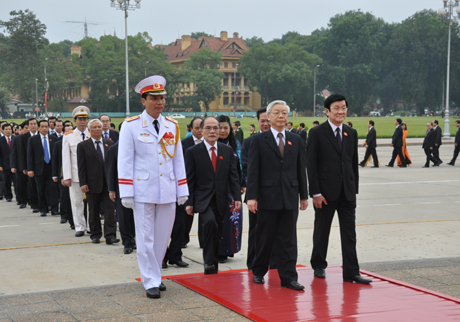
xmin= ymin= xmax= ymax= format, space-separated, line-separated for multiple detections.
xmin=177 ymin=196 xmax=188 ymax=206
xmin=121 ymin=197 xmax=134 ymax=209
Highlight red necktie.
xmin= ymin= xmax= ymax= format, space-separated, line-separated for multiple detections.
xmin=8 ymin=137 xmax=11 ymax=148
xmin=211 ymin=146 xmax=217 ymax=172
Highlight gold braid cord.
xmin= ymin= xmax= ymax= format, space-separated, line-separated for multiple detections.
xmin=160 ymin=122 xmax=180 ymax=160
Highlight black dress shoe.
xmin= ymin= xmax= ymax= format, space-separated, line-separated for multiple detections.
xmin=51 ymin=211 xmax=59 ymax=216
xmin=181 ymin=243 xmax=188 ymax=249
xmin=124 ymin=246 xmax=133 ymax=254
xmin=0 ymin=196 xmax=3 ymax=200
xmin=204 ymin=263 xmax=215 ymax=271
xmin=343 ymin=275 xmax=372 ymax=284
xmin=447 ymin=162 xmax=454 ymax=166
xmin=106 ymin=238 xmax=120 ymax=245
xmin=86 ymin=231 xmax=91 ymax=234
xmin=19 ymin=204 xmax=27 ymax=209
xmin=314 ymin=268 xmax=326 ymax=278
xmin=92 ymin=238 xmax=100 ymax=244
xmin=434 ymin=162 xmax=441 ymax=167
xmin=40 ymin=212 xmax=47 ymax=217
xmin=422 ymin=165 xmax=430 ymax=168
xmin=60 ymin=218 xmax=67 ymax=224
xmin=6 ymin=198 xmax=12 ymax=202
xmin=133 ymin=244 xmax=137 ymax=250
xmin=253 ymin=275 xmax=264 ymax=284
xmin=159 ymin=282 xmax=166 ymax=291
xmin=162 ymin=261 xmax=168 ymax=269
xmin=282 ymin=281 xmax=305 ymax=291
xmin=398 ymin=165 xmax=406 ymax=168
xmin=33 ymin=208 xmax=40 ymax=213
xmin=371 ymin=165 xmax=379 ymax=168
xmin=146 ymin=287 xmax=160 ymax=299
xmin=170 ymin=260 xmax=189 ymax=267
xmin=218 ymin=256 xmax=227 ymax=263
xmin=358 ymin=163 xmax=365 ymax=167
xmin=17 ymin=201 xmax=20 ymax=205
xmin=70 ymin=225 xmax=75 ymax=230
xmin=75 ymin=231 xmax=85 ymax=237
xmin=385 ymin=164 xmax=393 ymax=167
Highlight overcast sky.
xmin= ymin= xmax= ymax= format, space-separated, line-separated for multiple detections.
xmin=1 ymin=0 xmax=444 ymax=45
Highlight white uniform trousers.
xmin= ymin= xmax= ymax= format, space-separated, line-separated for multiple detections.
xmin=134 ymin=202 xmax=176 ymax=290
xmin=69 ymin=182 xmax=89 ymax=232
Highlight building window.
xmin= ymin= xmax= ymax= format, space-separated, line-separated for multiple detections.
xmin=224 ymin=62 xmax=228 ymax=68
xmin=232 ymin=62 xmax=236 ymax=68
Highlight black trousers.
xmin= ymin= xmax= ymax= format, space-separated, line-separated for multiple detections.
xmin=361 ymin=148 xmax=378 ymax=166
xmin=115 ymin=197 xmax=135 ymax=247
xmin=252 ymin=207 xmax=299 ymax=285
xmin=34 ymin=163 xmax=58 ymax=213
xmin=310 ymin=188 xmax=359 ymax=278
xmin=389 ymin=146 xmax=405 ymax=166
xmin=15 ymin=171 xmax=28 ymax=205
xmin=184 ymin=210 xmax=204 ymax=248
xmin=0 ymin=170 xmax=13 ymax=199
xmin=433 ymin=146 xmax=442 ymax=161
xmin=450 ymin=145 xmax=460 ymax=164
xmin=164 ymin=204 xmax=186 ymax=263
xmin=59 ymin=179 xmax=73 ymax=224
xmin=28 ymin=174 xmax=39 ymax=209
xmin=247 ymin=209 xmax=278 ymax=270
xmin=86 ymin=180 xmax=116 ymax=240
xmin=200 ymin=197 xmax=223 ymax=274
xmin=424 ymin=148 xmax=440 ymax=166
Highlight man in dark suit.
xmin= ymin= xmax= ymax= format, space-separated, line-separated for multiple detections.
xmin=433 ymin=120 xmax=443 ymax=165
xmin=185 ymin=117 xmax=241 ymax=275
xmin=447 ymin=120 xmax=460 ymax=166
xmin=0 ymin=123 xmax=13 ymax=202
xmin=422 ymin=122 xmax=441 ymax=168
xmin=77 ymin=119 xmax=118 ymax=244
xmin=10 ymin=121 xmax=29 ymax=208
xmin=52 ymin=122 xmax=74 ymax=225
xmin=241 ymin=107 xmax=271 ymax=270
xmin=50 ymin=120 xmax=64 ymax=140
xmin=298 ymin=122 xmax=307 ymax=160
xmin=27 ymin=119 xmax=59 ymax=217
xmin=181 ymin=117 xmax=204 ymax=249
xmin=359 ymin=120 xmax=379 ymax=167
xmin=286 ymin=122 xmax=296 ymax=133
xmin=233 ymin=121 xmax=244 ymax=145
xmin=247 ymin=100 xmax=308 ymax=291
xmin=386 ymin=118 xmax=406 ymax=167
xmin=307 ymin=94 xmax=371 ymax=285
xmin=100 ymin=114 xmax=119 ymax=142
xmin=107 ymin=123 xmax=136 ymax=254
xmin=20 ymin=118 xmax=40 ymax=212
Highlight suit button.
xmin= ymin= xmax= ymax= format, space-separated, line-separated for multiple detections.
xmin=137 ymin=177 xmax=140 ymax=180
xmin=159 ymin=152 xmax=161 ymax=155
xmin=160 ymin=174 xmax=163 ymax=176
xmin=160 ymin=162 xmax=162 ymax=165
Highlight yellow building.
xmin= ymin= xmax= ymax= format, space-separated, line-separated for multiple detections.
xmin=162 ymin=31 xmax=261 ymax=112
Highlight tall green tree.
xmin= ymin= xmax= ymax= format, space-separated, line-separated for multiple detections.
xmin=191 ymin=32 xmax=213 ymax=39
xmin=0 ymin=10 xmax=49 ymax=102
xmin=183 ymin=48 xmax=224 ymax=111
xmin=244 ymin=36 xmax=264 ymax=48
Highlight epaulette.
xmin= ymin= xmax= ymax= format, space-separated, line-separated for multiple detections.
xmin=165 ymin=116 xmax=178 ymax=124
xmin=64 ymin=131 xmax=73 ymax=136
xmin=125 ymin=115 xmax=140 ymax=122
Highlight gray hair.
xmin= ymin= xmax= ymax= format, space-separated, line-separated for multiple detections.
xmin=88 ymin=119 xmax=102 ymax=129
xmin=266 ymin=100 xmax=290 ymax=114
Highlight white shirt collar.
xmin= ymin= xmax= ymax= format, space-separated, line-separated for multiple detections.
xmin=39 ymin=133 xmax=47 ymax=139
xmin=192 ymin=135 xmax=202 ymax=144
xmin=328 ymin=119 xmax=343 ymax=134
xmin=204 ymin=139 xmax=217 ymax=152
xmin=75 ymin=128 xmax=88 ymax=136
xmin=270 ymin=127 xmax=286 ymax=139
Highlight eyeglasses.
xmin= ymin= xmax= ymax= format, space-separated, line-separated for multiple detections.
xmin=331 ymin=107 xmax=348 ymax=112
xmin=270 ymin=111 xmax=289 ymax=116
xmin=203 ymin=126 xmax=219 ymax=131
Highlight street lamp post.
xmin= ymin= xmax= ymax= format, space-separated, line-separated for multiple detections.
xmin=438 ymin=0 xmax=460 ymax=138
xmin=145 ymin=60 xmax=148 ymax=78
xmin=44 ymin=58 xmax=48 ymax=116
xmin=234 ymin=63 xmax=239 ymax=117
xmin=110 ymin=0 xmax=142 ymax=118
xmin=35 ymin=78 xmax=38 ymax=118
xmin=313 ymin=65 xmax=320 ymax=117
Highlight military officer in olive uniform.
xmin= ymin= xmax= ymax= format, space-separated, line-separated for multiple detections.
xmin=233 ymin=121 xmax=244 ymax=145
xmin=118 ymin=75 xmax=189 ymax=299
xmin=62 ymin=106 xmax=91 ymax=237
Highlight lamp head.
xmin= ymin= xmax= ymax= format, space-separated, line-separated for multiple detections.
xmin=135 ymin=0 xmax=141 ymax=2
xmin=117 ymin=0 xmax=123 ymax=4
xmin=439 ymin=8 xmax=447 ymax=16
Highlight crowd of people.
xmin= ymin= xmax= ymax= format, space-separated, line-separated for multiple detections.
xmin=2 ymin=74 xmax=459 ymax=300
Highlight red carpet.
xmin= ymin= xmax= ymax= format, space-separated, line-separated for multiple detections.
xmin=167 ymin=266 xmax=460 ymax=321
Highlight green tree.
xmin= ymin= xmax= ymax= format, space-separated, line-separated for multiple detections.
xmin=191 ymin=32 xmax=213 ymax=39
xmin=0 ymin=87 xmax=10 ymax=116
xmin=244 ymin=36 xmax=264 ymax=48
xmin=183 ymin=48 xmax=224 ymax=111
xmin=238 ymin=43 xmax=321 ymax=110
xmin=0 ymin=10 xmax=49 ymax=102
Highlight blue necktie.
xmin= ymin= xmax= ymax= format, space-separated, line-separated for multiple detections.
xmin=44 ymin=136 xmax=50 ymax=164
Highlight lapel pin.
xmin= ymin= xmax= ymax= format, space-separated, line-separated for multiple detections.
xmin=287 ymin=141 xmax=292 ymax=145
xmin=344 ymin=132 xmax=348 ymax=137
xmin=219 ymin=156 xmax=223 ymax=159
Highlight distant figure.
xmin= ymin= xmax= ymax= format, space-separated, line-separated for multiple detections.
xmin=432 ymin=120 xmax=443 ymax=165
xmin=447 ymin=120 xmax=460 ymax=166
xmin=422 ymin=122 xmax=441 ymax=168
xmin=313 ymin=120 xmax=319 ymax=127
xmin=346 ymin=121 xmax=353 ymax=128
xmin=359 ymin=120 xmax=379 ymax=168
xmin=386 ymin=118 xmax=406 ymax=168
xmin=249 ymin=124 xmax=257 ymax=136
xmin=397 ymin=123 xmax=411 ymax=166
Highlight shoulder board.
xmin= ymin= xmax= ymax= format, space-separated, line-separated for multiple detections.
xmin=125 ymin=115 xmax=140 ymax=122
xmin=165 ymin=116 xmax=178 ymax=124
xmin=64 ymin=131 xmax=73 ymax=136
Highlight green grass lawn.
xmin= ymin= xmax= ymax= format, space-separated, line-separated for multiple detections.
xmin=4 ymin=115 xmax=458 ymax=140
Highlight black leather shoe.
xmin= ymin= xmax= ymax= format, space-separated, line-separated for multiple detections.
xmin=181 ymin=243 xmax=187 ymax=248
xmin=106 ymin=238 xmax=120 ymax=245
xmin=358 ymin=163 xmax=365 ymax=167
xmin=60 ymin=218 xmax=67 ymax=224
xmin=343 ymin=275 xmax=372 ymax=284
xmin=51 ymin=211 xmax=59 ymax=216
xmin=124 ymin=246 xmax=133 ymax=254
xmin=218 ymin=256 xmax=227 ymax=263
xmin=204 ymin=263 xmax=215 ymax=271
xmin=6 ymin=198 xmax=12 ymax=202
xmin=162 ymin=261 xmax=168 ymax=269
xmin=0 ymin=196 xmax=3 ymax=200
xmin=422 ymin=165 xmax=429 ymax=168
xmin=282 ymin=281 xmax=305 ymax=291
xmin=253 ymin=275 xmax=264 ymax=284
xmin=146 ymin=287 xmax=160 ymax=299
xmin=170 ymin=260 xmax=189 ymax=267
xmin=371 ymin=165 xmax=379 ymax=168
xmin=314 ymin=268 xmax=326 ymax=278
xmin=447 ymin=162 xmax=454 ymax=166
xmin=19 ymin=204 xmax=27 ymax=209
xmin=159 ymin=282 xmax=166 ymax=291
xmin=75 ymin=231 xmax=84 ymax=237
xmin=40 ymin=212 xmax=47 ymax=217
xmin=70 ymin=225 xmax=75 ymax=230
xmin=33 ymin=208 xmax=40 ymax=213
xmin=398 ymin=165 xmax=407 ymax=168
xmin=385 ymin=164 xmax=393 ymax=167
xmin=86 ymin=231 xmax=91 ymax=234
xmin=92 ymin=238 xmax=100 ymax=244
xmin=434 ymin=162 xmax=441 ymax=167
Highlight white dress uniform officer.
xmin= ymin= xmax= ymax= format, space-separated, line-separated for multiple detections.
xmin=62 ymin=106 xmax=91 ymax=237
xmin=118 ymin=75 xmax=189 ymax=299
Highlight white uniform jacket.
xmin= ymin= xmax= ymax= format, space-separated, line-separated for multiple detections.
xmin=62 ymin=129 xmax=89 ymax=182
xmin=118 ymin=111 xmax=188 ymax=204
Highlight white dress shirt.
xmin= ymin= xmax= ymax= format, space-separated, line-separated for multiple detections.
xmin=192 ymin=135 xmax=202 ymax=145
xmin=328 ymin=119 xmax=343 ymax=139
xmin=270 ymin=127 xmax=286 ymax=146
xmin=39 ymin=133 xmax=51 ymax=160
xmin=203 ymin=139 xmax=218 ymax=160
xmin=91 ymin=137 xmax=104 ymax=161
